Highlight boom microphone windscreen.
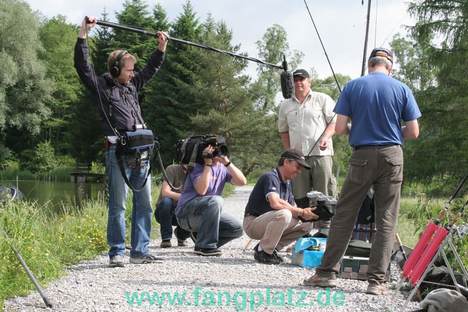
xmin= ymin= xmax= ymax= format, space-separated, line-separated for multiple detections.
xmin=280 ymin=70 xmax=294 ymax=99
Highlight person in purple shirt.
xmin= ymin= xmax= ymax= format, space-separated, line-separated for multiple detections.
xmin=176 ymin=145 xmax=247 ymax=256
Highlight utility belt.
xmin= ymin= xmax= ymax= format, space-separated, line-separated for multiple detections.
xmin=117 ymin=128 xmax=155 ymax=157
xmin=113 ymin=127 xmax=157 ymax=191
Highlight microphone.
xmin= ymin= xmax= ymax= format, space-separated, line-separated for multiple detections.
xmin=280 ymin=70 xmax=293 ymax=99
xmin=280 ymin=55 xmax=293 ymax=99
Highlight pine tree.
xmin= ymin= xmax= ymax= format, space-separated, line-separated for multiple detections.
xmin=394 ymin=0 xmax=468 ymax=179
xmin=144 ymin=1 xmax=205 ymax=163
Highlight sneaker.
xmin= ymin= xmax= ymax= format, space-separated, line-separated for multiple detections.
xmin=194 ymin=246 xmax=222 ymax=256
xmin=129 ymin=254 xmax=163 ymax=264
xmin=177 ymin=239 xmax=187 ymax=247
xmin=366 ymin=282 xmax=387 ymax=295
xmin=109 ymin=255 xmax=125 ymax=267
xmin=303 ymin=272 xmax=337 ymax=288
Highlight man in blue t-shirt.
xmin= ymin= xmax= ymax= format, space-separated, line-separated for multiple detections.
xmin=176 ymin=144 xmax=247 ymax=256
xmin=304 ymin=48 xmax=421 ymax=295
xmin=244 ymin=149 xmax=318 ymax=264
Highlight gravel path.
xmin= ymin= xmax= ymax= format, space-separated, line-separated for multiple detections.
xmin=5 ymin=185 xmax=418 ymax=312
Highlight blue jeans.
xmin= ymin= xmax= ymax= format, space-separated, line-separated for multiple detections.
xmin=106 ymin=145 xmax=152 ymax=258
xmin=155 ymin=197 xmax=190 ymax=241
xmin=176 ymin=195 xmax=243 ymax=249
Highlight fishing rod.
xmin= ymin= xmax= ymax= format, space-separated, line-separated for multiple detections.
xmin=89 ymin=18 xmax=294 ymax=99
xmin=302 ymin=0 xmax=341 ymax=157
xmin=303 ymin=0 xmax=342 ymax=93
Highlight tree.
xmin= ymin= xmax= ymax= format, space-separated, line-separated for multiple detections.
xmin=144 ymin=1 xmax=205 ymax=163
xmin=251 ymin=25 xmax=304 ymax=113
xmin=0 ymin=0 xmax=52 ymax=163
xmin=189 ymin=16 xmax=263 ymax=174
xmin=394 ymin=0 xmax=468 ymax=180
xmin=68 ymin=10 xmax=113 ymax=165
xmin=39 ymin=16 xmax=82 ymax=154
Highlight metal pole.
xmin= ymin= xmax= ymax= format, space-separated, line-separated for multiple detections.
xmin=361 ymin=0 xmax=372 ymax=76
xmin=1 ymin=228 xmax=53 ymax=308
xmin=95 ymin=20 xmax=284 ymax=70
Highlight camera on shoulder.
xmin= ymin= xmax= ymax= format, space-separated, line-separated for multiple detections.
xmin=176 ymin=134 xmax=229 ymax=166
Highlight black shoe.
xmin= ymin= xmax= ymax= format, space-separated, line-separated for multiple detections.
xmin=177 ymin=239 xmax=187 ymax=247
xmin=194 ymin=246 xmax=222 ymax=256
xmin=312 ymin=231 xmax=328 ymax=238
xmin=272 ymin=249 xmax=284 ymax=263
xmin=253 ymin=243 xmax=260 ymax=261
xmin=190 ymin=232 xmax=198 ymax=243
xmin=160 ymin=240 xmax=172 ymax=248
xmin=175 ymin=227 xmax=191 ymax=242
xmin=254 ymin=245 xmax=281 ymax=265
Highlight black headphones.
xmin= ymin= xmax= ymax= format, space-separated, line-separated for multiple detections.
xmin=110 ymin=50 xmax=128 ymax=77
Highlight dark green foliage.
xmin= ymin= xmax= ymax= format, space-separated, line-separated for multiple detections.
xmin=390 ymin=0 xmax=468 ymax=183
xmin=144 ymin=2 xmax=205 ymax=163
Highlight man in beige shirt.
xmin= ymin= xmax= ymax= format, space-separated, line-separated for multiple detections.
xmin=278 ymin=69 xmax=336 ymax=235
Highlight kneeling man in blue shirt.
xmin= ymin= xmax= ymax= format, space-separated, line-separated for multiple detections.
xmin=243 ymin=149 xmax=318 ymax=264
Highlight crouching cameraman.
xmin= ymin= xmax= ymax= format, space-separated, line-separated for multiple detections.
xmin=243 ymin=149 xmax=318 ymax=264
xmin=175 ymin=143 xmax=247 ymax=256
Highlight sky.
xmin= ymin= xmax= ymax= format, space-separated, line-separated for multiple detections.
xmin=24 ymin=0 xmax=415 ymax=79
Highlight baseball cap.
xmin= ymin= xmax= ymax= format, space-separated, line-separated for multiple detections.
xmin=292 ymin=69 xmax=310 ymax=79
xmin=369 ymin=47 xmax=394 ymax=63
xmin=281 ymin=149 xmax=311 ymax=169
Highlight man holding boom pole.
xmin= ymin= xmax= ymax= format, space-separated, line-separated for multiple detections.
xmin=74 ymin=16 xmax=168 ymax=267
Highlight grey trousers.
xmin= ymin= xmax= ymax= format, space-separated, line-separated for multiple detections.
xmin=317 ymin=145 xmax=403 ymax=283
xmin=292 ymin=155 xmax=337 ymax=233
xmin=292 ymin=155 xmax=337 ymax=198
xmin=243 ymin=210 xmax=314 ymax=254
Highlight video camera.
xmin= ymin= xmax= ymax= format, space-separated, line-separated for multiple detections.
xmin=176 ymin=134 xmax=229 ymax=166
xmin=202 ymin=135 xmax=229 ymax=159
xmin=306 ymin=191 xmax=337 ymax=221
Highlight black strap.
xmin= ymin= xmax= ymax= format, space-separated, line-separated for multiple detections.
xmin=115 ymin=149 xmax=151 ymax=192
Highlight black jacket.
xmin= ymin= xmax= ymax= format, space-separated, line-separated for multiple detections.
xmin=74 ymin=38 xmax=164 ymax=136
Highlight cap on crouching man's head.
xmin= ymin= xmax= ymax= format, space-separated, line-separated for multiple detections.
xmin=281 ymin=149 xmax=311 ymax=169
xmin=369 ymin=47 xmax=394 ymax=64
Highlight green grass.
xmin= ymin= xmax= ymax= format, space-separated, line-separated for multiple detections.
xmin=0 ymin=198 xmax=108 ymax=310
xmin=0 ymin=183 xmax=163 ymax=311
xmin=398 ymin=198 xmax=422 ymax=248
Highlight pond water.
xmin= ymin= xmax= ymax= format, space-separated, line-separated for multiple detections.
xmin=0 ymin=179 xmax=106 ymax=211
